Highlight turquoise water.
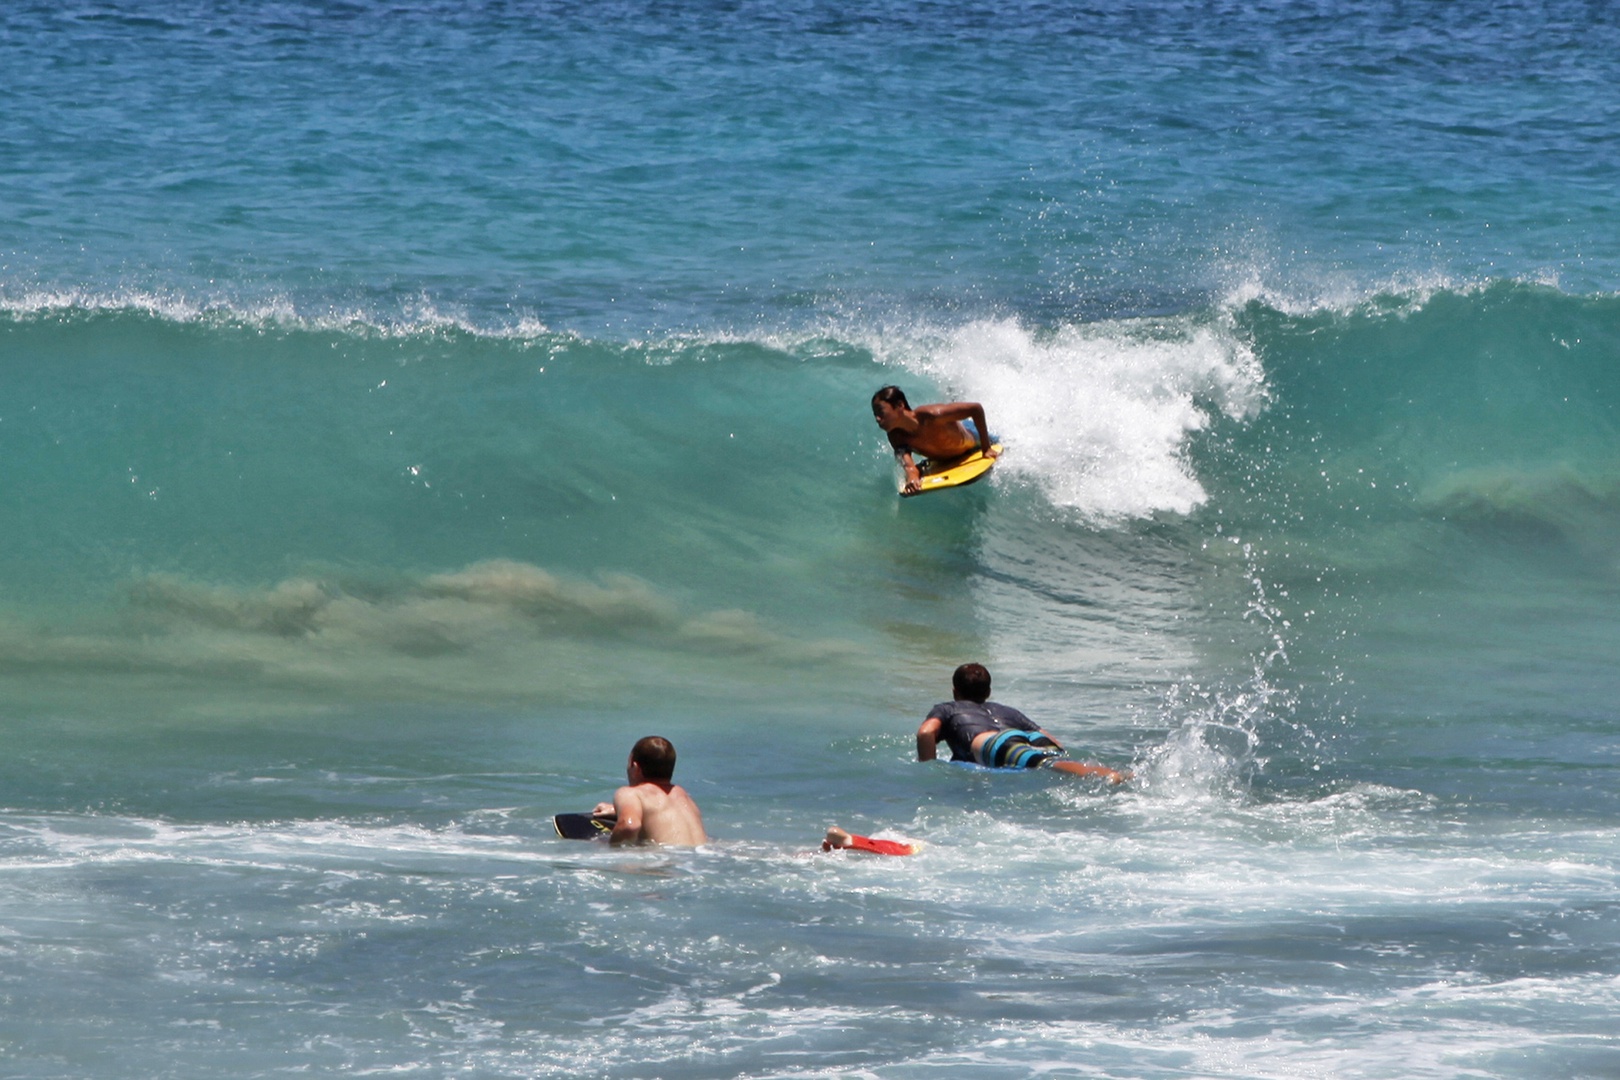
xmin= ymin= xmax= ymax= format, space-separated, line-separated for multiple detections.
xmin=3 ymin=3 xmax=1619 ymax=1077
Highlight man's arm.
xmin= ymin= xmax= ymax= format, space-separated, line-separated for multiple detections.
xmin=916 ymin=716 xmax=942 ymax=761
xmin=607 ymin=786 xmax=644 ymax=846
xmin=892 ymin=447 xmax=923 ymax=495
xmin=965 ymin=403 xmax=993 ymax=456
xmin=885 ymin=428 xmax=925 ymax=493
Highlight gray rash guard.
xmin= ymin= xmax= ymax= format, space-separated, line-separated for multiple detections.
xmin=926 ymin=699 xmax=1040 ymax=761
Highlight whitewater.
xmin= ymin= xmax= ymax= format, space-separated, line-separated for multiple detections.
xmin=3 ymin=2 xmax=1619 ymax=1077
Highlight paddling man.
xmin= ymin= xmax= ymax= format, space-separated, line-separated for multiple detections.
xmin=872 ymin=386 xmax=999 ymax=496
xmin=591 ymin=736 xmax=708 ymax=846
xmin=916 ymin=663 xmax=1130 ymax=784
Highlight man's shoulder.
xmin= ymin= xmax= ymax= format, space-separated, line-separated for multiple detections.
xmin=929 ymin=700 xmax=1001 ymax=729
xmin=916 ymin=401 xmax=974 ymax=422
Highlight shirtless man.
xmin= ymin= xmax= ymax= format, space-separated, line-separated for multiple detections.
xmin=916 ymin=663 xmax=1130 ymax=784
xmin=871 ymin=386 xmax=1000 ymax=496
xmin=591 ymin=736 xmax=708 ymax=846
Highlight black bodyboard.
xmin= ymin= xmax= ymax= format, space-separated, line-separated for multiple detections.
xmin=554 ymin=812 xmax=613 ymax=841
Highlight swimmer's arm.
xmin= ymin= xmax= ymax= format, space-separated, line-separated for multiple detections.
xmin=885 ymin=429 xmax=924 ymax=494
xmin=896 ymin=449 xmax=922 ymax=495
xmin=964 ymin=402 xmax=993 ymax=456
xmin=974 ymin=404 xmax=998 ymax=458
xmin=607 ymin=787 xmax=645 ymax=846
xmin=916 ymin=717 xmax=942 ymax=762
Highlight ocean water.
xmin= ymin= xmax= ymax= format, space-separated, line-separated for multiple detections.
xmin=3 ymin=2 xmax=1619 ymax=1077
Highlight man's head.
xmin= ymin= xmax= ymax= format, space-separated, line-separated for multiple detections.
xmin=952 ymin=662 xmax=992 ymax=703
xmin=871 ymin=385 xmax=910 ymax=413
xmin=871 ymin=385 xmax=911 ymax=431
xmin=629 ymin=735 xmax=677 ymax=782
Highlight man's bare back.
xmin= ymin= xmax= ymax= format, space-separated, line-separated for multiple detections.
xmin=601 ymin=778 xmax=707 ymax=847
xmin=591 ymin=736 xmax=707 ymax=846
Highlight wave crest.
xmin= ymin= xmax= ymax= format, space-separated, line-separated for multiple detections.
xmin=0 ymin=287 xmax=552 ymax=340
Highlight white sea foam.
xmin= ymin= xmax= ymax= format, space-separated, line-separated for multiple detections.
xmin=0 ymin=812 xmax=543 ymax=870
xmin=870 ymin=315 xmax=1267 ymax=522
xmin=4 ymin=793 xmax=1617 ymax=1079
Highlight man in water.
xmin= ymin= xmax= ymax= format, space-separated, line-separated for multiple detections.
xmin=916 ymin=663 xmax=1130 ymax=784
xmin=591 ymin=736 xmax=708 ymax=846
xmin=871 ymin=385 xmax=1000 ymax=496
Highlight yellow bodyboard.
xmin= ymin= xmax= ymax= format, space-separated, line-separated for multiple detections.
xmin=901 ymin=443 xmax=1002 ymax=498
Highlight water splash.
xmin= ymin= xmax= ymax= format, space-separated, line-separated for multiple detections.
xmin=1134 ymin=541 xmax=1309 ymax=802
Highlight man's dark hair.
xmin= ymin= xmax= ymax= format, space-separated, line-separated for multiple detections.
xmin=871 ymin=385 xmax=910 ymax=414
xmin=631 ymin=735 xmax=677 ymax=781
xmin=952 ymin=663 xmax=992 ymax=703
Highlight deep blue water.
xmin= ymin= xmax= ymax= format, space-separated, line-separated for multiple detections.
xmin=2 ymin=2 xmax=1618 ymax=1077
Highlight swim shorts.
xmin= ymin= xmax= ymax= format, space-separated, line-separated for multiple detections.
xmin=960 ymin=419 xmax=997 ymax=450
xmin=975 ymin=730 xmax=1062 ymax=770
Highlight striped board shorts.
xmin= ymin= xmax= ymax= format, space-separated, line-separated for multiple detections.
xmin=974 ymin=730 xmax=1062 ymax=770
